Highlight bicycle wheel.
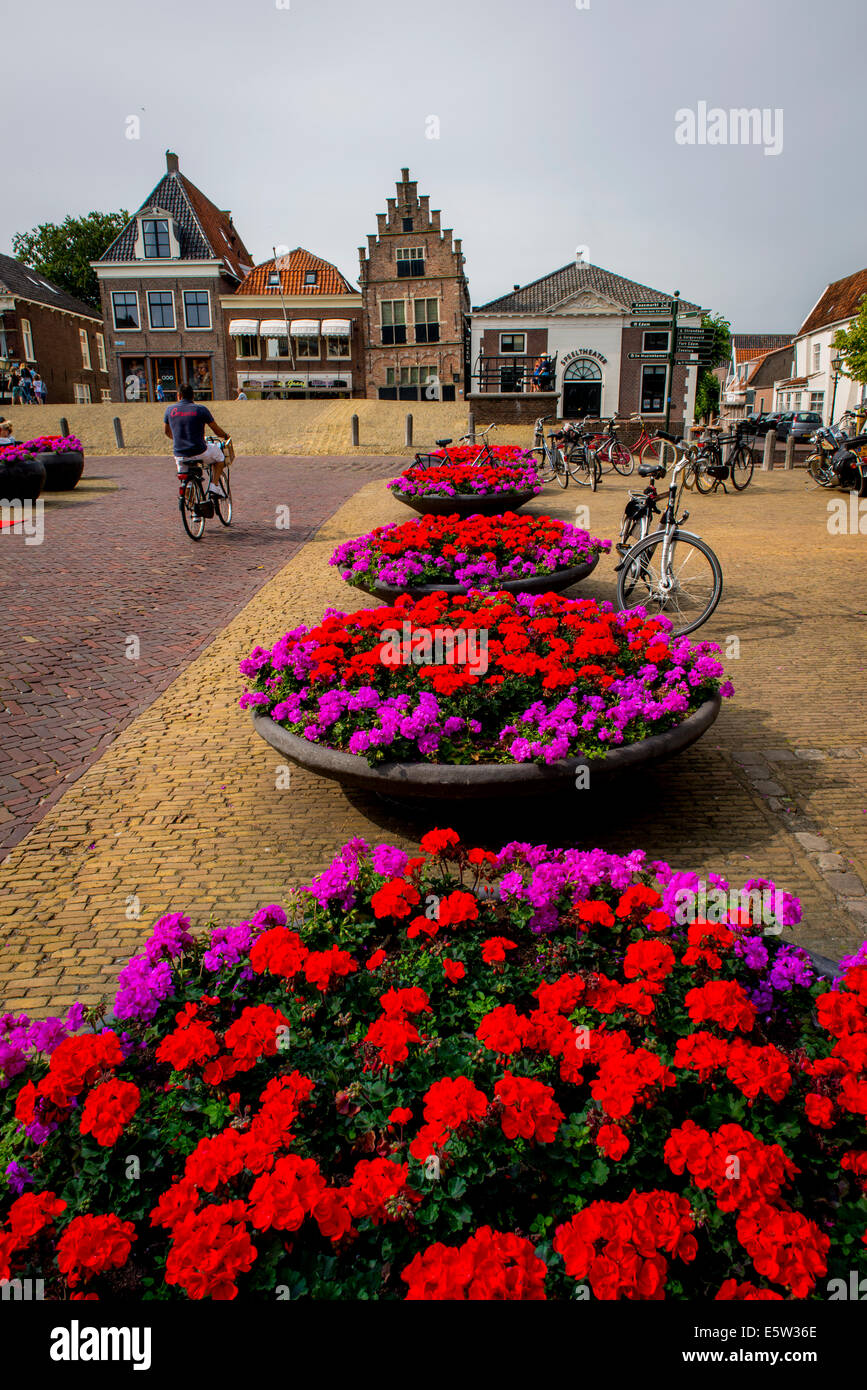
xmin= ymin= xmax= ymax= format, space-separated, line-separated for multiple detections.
xmin=180 ymin=476 xmax=206 ymax=541
xmin=805 ymin=453 xmax=836 ymax=488
xmin=554 ymin=448 xmax=569 ymax=489
xmin=638 ymin=437 xmax=662 ymax=465
xmin=532 ymin=447 xmax=556 ymax=484
xmin=693 ymin=457 xmax=717 ymax=493
xmin=730 ymin=446 xmax=754 ymax=491
xmin=616 ymin=530 xmax=723 ymax=636
xmin=681 ymin=449 xmax=699 ymax=490
xmin=214 ymin=467 xmax=233 ymax=525
xmin=609 ymin=441 xmax=635 ymax=475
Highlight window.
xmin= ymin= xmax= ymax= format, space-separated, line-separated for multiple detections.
xmin=644 ymin=331 xmax=669 ymax=352
xmin=809 ymin=391 xmax=824 ymax=413
xmin=640 ymin=365 xmax=667 ymax=413
xmin=414 ymin=298 xmax=440 ymax=343
xmin=101 ymin=388 xmax=112 ymax=402
xmin=304 ymin=271 xmax=317 ymax=286
xmin=266 ymin=336 xmax=291 ymax=359
xmin=400 ymin=366 xmax=437 ymax=385
xmin=147 ymin=291 xmax=175 ymax=330
xmin=96 ymin=333 xmax=107 ymax=372
xmin=183 ymin=290 xmax=211 ymax=330
xmin=112 ymin=291 xmax=140 ymax=330
xmin=79 ymin=328 xmax=91 ymax=370
xmin=20 ymin=318 xmax=34 ymax=361
xmin=381 ymin=300 xmax=407 ymax=344
xmin=73 ymin=383 xmax=92 ymax=404
xmin=402 ymin=217 xmax=414 ymax=232
xmin=396 ymin=247 xmax=425 ymax=277
xmin=142 ymin=218 xmax=172 ymax=258
xmin=326 ymin=334 xmax=350 ymax=359
xmin=812 ymin=343 xmax=821 ymax=372
xmin=267 ymin=271 xmax=281 ymax=288
xmin=235 ymin=335 xmax=259 ymax=359
xmin=499 ymin=333 xmax=526 ymax=354
xmin=293 ymin=334 xmax=319 ymax=358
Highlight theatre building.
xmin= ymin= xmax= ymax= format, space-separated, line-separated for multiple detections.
xmin=222 ymin=249 xmax=364 ymax=399
xmin=92 ymin=151 xmax=254 ymax=402
xmin=469 ymin=258 xmax=702 ymax=425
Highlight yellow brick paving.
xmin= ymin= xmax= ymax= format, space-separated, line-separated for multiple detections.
xmin=2 ymin=468 xmax=866 ymax=1016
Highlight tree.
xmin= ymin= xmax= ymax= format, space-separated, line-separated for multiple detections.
xmin=832 ymin=294 xmax=867 ymax=385
xmin=12 ymin=210 xmax=130 ymax=309
xmin=693 ymin=312 xmax=731 ymax=422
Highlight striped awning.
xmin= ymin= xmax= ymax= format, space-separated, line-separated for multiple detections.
xmin=290 ymin=319 xmax=319 ymax=337
xmin=260 ymin=320 xmax=289 ymax=337
xmin=321 ymin=319 xmax=352 ymax=335
xmin=228 ymin=319 xmax=259 ymax=335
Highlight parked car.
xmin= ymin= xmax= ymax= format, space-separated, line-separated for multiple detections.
xmin=748 ymin=412 xmax=785 ymax=436
xmin=776 ymin=410 xmax=823 ymax=443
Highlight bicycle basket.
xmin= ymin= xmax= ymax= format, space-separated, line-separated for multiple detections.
xmin=624 ymin=496 xmax=646 ymax=519
xmin=706 ymin=464 xmax=728 ymax=479
xmin=194 ymin=499 xmax=215 ymax=518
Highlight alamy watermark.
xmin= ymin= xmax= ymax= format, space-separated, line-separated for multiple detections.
xmin=379 ymin=621 xmax=489 ymax=676
xmin=675 ymin=102 xmax=783 ymax=157
xmin=1 ymin=499 xmax=44 ymax=545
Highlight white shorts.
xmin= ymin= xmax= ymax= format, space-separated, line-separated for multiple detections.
xmin=175 ymin=441 xmax=223 ymax=473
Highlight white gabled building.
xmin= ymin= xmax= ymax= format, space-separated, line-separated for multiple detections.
xmin=775 ymin=267 xmax=867 ymax=423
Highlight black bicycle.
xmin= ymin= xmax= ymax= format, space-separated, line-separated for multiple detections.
xmin=178 ymin=438 xmax=233 ymax=541
xmin=687 ymin=422 xmax=755 ymax=493
xmin=413 ymin=422 xmax=499 ymax=469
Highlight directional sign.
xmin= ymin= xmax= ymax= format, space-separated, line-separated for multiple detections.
xmin=630 ymin=320 xmax=667 ymax=328
xmin=627 ymin=352 xmax=669 ymax=360
xmin=677 ymin=331 xmax=706 ymax=342
xmin=631 ymin=302 xmax=669 ymax=313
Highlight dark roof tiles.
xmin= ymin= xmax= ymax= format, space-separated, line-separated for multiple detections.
xmin=475 ymin=261 xmax=700 ymax=314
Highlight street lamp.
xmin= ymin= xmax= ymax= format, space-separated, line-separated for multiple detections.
xmin=829 ymin=348 xmax=843 ymax=424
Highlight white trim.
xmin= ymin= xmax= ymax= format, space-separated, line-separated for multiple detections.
xmin=290 ymin=320 xmax=319 ymax=336
xmin=219 ymin=294 xmax=361 ymax=310
xmin=112 ymin=289 xmax=141 ymax=332
xmin=182 ymin=287 xmax=212 ymax=331
xmin=96 ymin=332 xmax=107 ymax=373
xmin=228 ymin=319 xmax=260 ymax=335
xmin=642 ymin=329 xmax=670 ymax=353
xmin=79 ymin=327 xmax=91 ymax=370
xmin=20 ymin=317 xmax=35 ymax=361
xmin=5 ymin=293 xmax=102 ymax=325
xmin=93 ymin=261 xmax=225 ymax=281
xmin=499 ymin=331 xmax=526 ymax=354
xmin=146 ymin=289 xmax=176 ymax=331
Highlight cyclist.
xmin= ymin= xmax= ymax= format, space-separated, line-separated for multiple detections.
xmin=164 ymin=384 xmax=229 ymax=497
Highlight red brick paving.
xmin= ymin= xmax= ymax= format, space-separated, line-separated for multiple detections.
xmin=0 ymin=454 xmax=399 ymax=860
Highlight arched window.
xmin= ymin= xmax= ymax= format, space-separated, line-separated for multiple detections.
xmin=563 ymin=358 xmax=603 ymax=382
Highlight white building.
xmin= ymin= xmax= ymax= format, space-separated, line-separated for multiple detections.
xmin=775 ymin=267 xmax=867 ymax=423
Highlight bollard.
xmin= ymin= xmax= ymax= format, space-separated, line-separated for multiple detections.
xmin=350 ymin=414 xmax=359 ymax=447
xmin=59 ymin=417 xmax=70 ymax=437
xmin=467 ymin=411 xmax=476 ymax=444
xmin=405 ymin=413 xmax=413 ymax=447
xmin=762 ymin=428 xmax=776 ymax=472
xmin=784 ymin=434 xmax=795 ymax=470
xmin=113 ymin=416 xmax=125 ymax=449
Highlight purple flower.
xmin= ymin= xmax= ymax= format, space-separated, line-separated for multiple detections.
xmin=145 ymin=912 xmax=194 ymax=964
xmin=114 ymin=956 xmax=173 ymax=1022
xmin=5 ymin=1161 xmax=33 ymax=1194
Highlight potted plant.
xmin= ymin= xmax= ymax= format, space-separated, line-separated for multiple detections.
xmin=330 ymin=511 xmax=611 ymax=601
xmin=241 ymin=590 xmax=731 ymax=799
xmin=0 ymin=444 xmax=46 ymax=503
xmin=388 ymin=460 xmax=542 ymax=517
xmin=21 ymin=435 xmax=84 ymax=492
xmin=2 ymin=830 xmax=863 ymax=1301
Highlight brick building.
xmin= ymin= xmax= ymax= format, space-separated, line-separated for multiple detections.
xmin=469 ymin=258 xmax=703 ymax=426
xmin=92 ymin=151 xmax=254 ymax=402
xmin=0 ymin=254 xmax=110 ymax=406
xmin=221 ymin=249 xmax=364 ymax=399
xmin=358 ymin=169 xmax=470 ymax=402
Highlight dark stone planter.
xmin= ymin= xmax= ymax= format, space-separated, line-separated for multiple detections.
xmin=390 ymin=486 xmax=538 ymax=517
xmin=33 ymin=450 xmax=84 ymax=492
xmin=251 ymin=692 xmax=722 ymax=801
xmin=0 ymin=454 xmax=46 ymax=503
xmin=346 ymin=553 xmax=601 ymax=603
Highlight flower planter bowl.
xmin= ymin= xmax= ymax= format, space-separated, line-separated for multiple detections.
xmin=34 ymin=450 xmax=84 ymax=492
xmin=251 ymin=692 xmax=722 ymax=801
xmin=390 ymin=486 xmax=538 ymax=518
xmin=348 ymin=553 xmax=601 ymax=603
xmin=0 ymin=454 xmax=46 ymax=503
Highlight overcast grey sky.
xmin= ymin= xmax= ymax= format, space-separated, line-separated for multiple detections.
xmin=4 ymin=0 xmax=864 ymax=332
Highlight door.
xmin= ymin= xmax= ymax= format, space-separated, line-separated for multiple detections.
xmin=562 ymin=357 xmax=603 ymax=419
xmin=155 ymin=357 xmax=180 ymax=400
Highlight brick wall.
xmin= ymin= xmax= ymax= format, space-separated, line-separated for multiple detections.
xmin=222 ymin=305 xmax=367 ymax=397
xmin=1 ymin=302 xmax=110 ymax=405
xmin=98 ymin=273 xmax=235 ymax=400
xmin=618 ymin=323 xmax=690 ymax=423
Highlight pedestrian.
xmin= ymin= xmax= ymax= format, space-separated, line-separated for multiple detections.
xmin=19 ymin=366 xmax=34 ymax=403
xmin=9 ymin=369 xmax=21 ymax=405
xmin=156 ymin=381 xmax=166 ymax=402
xmin=32 ymin=373 xmax=46 ymax=404
xmin=235 ymin=388 xmax=247 ymax=400
xmin=0 ymin=417 xmax=18 ymax=443
xmin=531 ymin=356 xmax=544 ymax=392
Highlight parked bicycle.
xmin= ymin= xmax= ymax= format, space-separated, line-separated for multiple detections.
xmin=556 ymin=421 xmax=603 ymax=490
xmin=614 ymin=443 xmax=723 ymax=636
xmin=684 ymin=421 xmax=755 ymax=493
xmin=582 ymin=417 xmax=634 ymax=474
xmin=531 ymin=416 xmax=570 ymax=489
xmin=413 ymin=422 xmax=499 ymax=469
xmin=178 ymin=437 xmax=233 ymax=541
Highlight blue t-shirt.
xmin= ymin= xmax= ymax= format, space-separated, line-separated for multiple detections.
xmin=165 ymin=402 xmax=215 ymax=458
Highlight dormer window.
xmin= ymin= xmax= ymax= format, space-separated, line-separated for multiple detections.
xmin=305 ymin=271 xmax=317 ymax=286
xmin=133 ymin=208 xmax=180 ymax=261
xmin=268 ymin=271 xmax=282 ymax=288
xmin=143 ymin=218 xmax=171 ymax=258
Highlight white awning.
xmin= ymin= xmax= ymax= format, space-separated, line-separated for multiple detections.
xmin=260 ymin=320 xmax=289 ymax=337
xmin=290 ymin=319 xmax=319 ymax=337
xmin=321 ymin=319 xmax=352 ymax=336
xmin=228 ymin=319 xmax=259 ymax=335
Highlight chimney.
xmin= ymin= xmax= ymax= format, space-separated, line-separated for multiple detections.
xmin=513 ymin=284 xmax=520 ymax=292
xmin=400 ymin=167 xmax=410 ymax=183
xmin=166 ymin=150 xmax=179 ymax=173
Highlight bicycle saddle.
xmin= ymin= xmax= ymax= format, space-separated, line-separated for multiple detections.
xmin=654 ymin=430 xmax=677 ymax=443
xmin=638 ymin=462 xmax=666 ymax=478
xmin=435 ymin=437 xmax=453 ymax=447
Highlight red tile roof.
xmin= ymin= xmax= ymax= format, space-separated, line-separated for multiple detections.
xmin=799 ymin=268 xmax=867 ymax=336
xmin=731 ymin=334 xmax=792 ymax=363
xmin=180 ymin=175 xmax=253 ymax=281
xmin=236 ymin=249 xmax=356 ymax=296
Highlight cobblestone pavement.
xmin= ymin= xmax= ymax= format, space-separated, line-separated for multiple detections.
xmin=1 ymin=464 xmax=866 ymax=1016
xmin=0 ymin=454 xmax=399 ymax=860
